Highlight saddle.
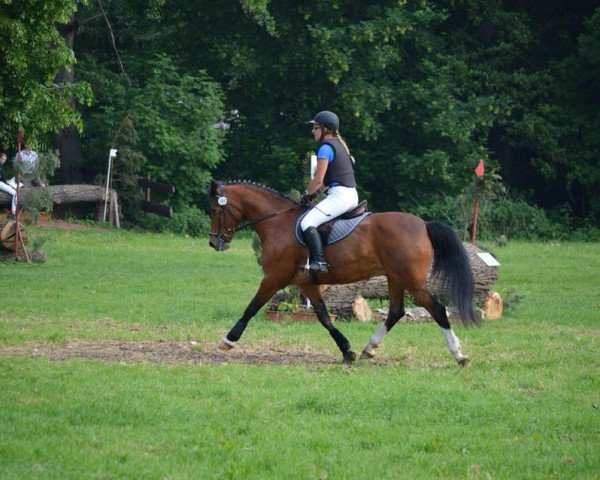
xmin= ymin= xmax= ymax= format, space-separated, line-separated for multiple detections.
xmin=338 ymin=200 xmax=368 ymax=220
xmin=294 ymin=200 xmax=370 ymax=247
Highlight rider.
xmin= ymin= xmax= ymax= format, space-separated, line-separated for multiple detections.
xmin=300 ymin=111 xmax=359 ymax=273
xmin=0 ymin=152 xmax=17 ymax=217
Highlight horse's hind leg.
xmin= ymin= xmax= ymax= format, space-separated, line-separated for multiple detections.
xmin=301 ymin=285 xmax=356 ymax=365
xmin=360 ymin=282 xmax=406 ymax=359
xmin=411 ymin=288 xmax=469 ymax=366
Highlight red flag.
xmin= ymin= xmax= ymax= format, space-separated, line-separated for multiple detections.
xmin=475 ymin=159 xmax=484 ymax=178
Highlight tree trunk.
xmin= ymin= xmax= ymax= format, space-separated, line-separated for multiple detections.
xmin=52 ymin=17 xmax=86 ymax=184
xmin=0 ymin=185 xmax=120 ymax=226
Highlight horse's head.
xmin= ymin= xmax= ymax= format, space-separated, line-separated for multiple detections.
xmin=208 ymin=179 xmax=298 ymax=251
xmin=208 ymin=180 xmax=240 ymax=251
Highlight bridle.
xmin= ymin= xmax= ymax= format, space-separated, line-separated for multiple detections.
xmin=209 ymin=184 xmax=299 ymax=244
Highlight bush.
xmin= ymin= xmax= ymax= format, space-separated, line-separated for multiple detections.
xmin=411 ymin=194 xmax=472 ymax=241
xmin=413 ymin=192 xmax=566 ymax=241
xmin=571 ymin=224 xmax=600 ymax=242
xmin=19 ymin=188 xmax=53 ymax=224
xmin=132 ymin=206 xmax=211 ymax=237
xmin=169 ymin=206 xmax=212 ymax=237
xmin=34 ymin=150 xmax=61 ymax=185
xmin=477 ymin=197 xmax=560 ymax=240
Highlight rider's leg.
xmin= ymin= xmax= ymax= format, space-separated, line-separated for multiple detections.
xmin=300 ymin=186 xmax=358 ymax=272
xmin=0 ymin=182 xmax=16 ymax=215
xmin=302 ymin=226 xmax=328 ymax=272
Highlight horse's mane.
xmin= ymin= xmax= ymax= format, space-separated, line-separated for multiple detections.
xmin=221 ymin=180 xmax=297 ymax=203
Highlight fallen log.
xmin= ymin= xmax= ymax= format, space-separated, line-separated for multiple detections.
xmin=0 ymin=184 xmax=120 ymax=227
xmin=323 ymin=243 xmax=500 ymax=319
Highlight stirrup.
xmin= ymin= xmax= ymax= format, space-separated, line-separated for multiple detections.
xmin=308 ymin=260 xmax=329 ymax=273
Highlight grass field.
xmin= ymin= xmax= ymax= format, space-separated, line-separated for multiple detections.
xmin=1 ymin=227 xmax=599 ymax=479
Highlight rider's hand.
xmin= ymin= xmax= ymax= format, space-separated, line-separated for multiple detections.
xmin=299 ymin=191 xmax=317 ymax=206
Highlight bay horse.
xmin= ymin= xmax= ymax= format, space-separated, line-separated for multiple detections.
xmin=208 ymin=180 xmax=478 ymax=366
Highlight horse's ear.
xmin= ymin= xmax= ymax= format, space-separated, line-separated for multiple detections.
xmin=209 ymin=180 xmax=219 ymax=197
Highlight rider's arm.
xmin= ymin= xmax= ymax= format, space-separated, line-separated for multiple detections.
xmin=306 ymin=159 xmax=328 ymax=195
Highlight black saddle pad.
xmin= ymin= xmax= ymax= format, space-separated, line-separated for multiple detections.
xmin=295 ymin=211 xmax=370 ymax=247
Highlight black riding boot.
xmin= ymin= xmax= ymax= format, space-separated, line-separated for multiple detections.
xmin=303 ymin=227 xmax=329 ymax=272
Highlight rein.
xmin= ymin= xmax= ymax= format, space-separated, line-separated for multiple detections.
xmin=233 ymin=204 xmax=299 ymax=233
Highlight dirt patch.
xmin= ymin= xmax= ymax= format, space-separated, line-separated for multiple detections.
xmin=0 ymin=340 xmax=399 ymax=366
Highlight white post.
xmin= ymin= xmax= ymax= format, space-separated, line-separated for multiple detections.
xmin=103 ymin=149 xmax=118 ymax=222
xmin=310 ymin=154 xmax=317 ymax=180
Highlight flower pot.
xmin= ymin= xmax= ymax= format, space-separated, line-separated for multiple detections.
xmin=266 ymin=310 xmax=336 ymax=323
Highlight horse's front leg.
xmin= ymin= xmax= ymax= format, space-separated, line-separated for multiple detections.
xmin=218 ymin=276 xmax=281 ymax=350
xmin=301 ymin=285 xmax=356 ymax=365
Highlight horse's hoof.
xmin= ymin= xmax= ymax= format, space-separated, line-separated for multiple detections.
xmin=457 ymin=356 xmax=470 ymax=367
xmin=359 ymin=350 xmax=374 ymax=360
xmin=343 ymin=351 xmax=356 ymax=365
xmin=217 ymin=339 xmax=234 ymax=351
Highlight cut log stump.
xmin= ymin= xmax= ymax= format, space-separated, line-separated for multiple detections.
xmin=352 ymin=296 xmax=372 ymax=323
xmin=0 ymin=220 xmax=29 ymax=250
xmin=484 ymin=291 xmax=503 ymax=319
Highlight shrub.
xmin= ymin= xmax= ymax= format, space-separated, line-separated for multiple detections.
xmin=34 ymin=150 xmax=61 ymax=185
xmin=571 ymin=224 xmax=600 ymax=242
xmin=19 ymin=188 xmax=53 ymax=224
xmin=413 ymin=192 xmax=565 ymax=241
xmin=477 ymin=197 xmax=559 ymax=240
xmin=132 ymin=206 xmax=211 ymax=237
xmin=169 ymin=206 xmax=212 ymax=237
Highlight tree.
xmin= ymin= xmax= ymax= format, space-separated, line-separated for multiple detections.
xmin=68 ymin=0 xmax=599 ymax=231
xmin=78 ymin=54 xmax=225 ymax=211
xmin=0 ymin=0 xmax=91 ymax=148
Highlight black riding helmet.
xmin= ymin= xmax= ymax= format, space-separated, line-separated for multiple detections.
xmin=309 ymin=111 xmax=339 ymax=131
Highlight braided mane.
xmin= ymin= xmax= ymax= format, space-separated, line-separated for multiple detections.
xmin=221 ymin=179 xmax=297 ymax=202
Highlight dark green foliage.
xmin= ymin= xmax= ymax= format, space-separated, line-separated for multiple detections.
xmin=32 ymin=150 xmax=61 ymax=185
xmin=19 ymin=188 xmax=53 ymax=224
xmin=78 ymin=53 xmax=225 ymax=215
xmin=0 ymin=0 xmax=92 ymax=146
xmin=132 ymin=206 xmax=211 ymax=237
xmin=478 ymin=197 xmax=558 ymax=241
xmin=2 ymin=1 xmax=598 ymax=234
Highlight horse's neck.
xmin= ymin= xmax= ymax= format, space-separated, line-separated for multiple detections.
xmin=238 ymin=188 xmax=293 ymax=220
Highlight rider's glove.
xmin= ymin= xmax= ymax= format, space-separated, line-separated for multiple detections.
xmin=300 ymin=191 xmax=317 ymax=206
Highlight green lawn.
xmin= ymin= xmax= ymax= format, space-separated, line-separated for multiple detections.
xmin=1 ymin=228 xmax=598 ymax=479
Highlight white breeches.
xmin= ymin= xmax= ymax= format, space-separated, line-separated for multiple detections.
xmin=0 ymin=182 xmax=16 ymax=214
xmin=300 ymin=186 xmax=359 ymax=230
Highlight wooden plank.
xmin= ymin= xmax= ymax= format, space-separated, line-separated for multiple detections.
xmin=140 ymin=200 xmax=172 ymax=218
xmin=137 ymin=178 xmax=175 ymax=194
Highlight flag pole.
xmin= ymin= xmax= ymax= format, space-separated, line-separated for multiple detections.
xmin=13 ymin=129 xmax=24 ymax=258
xmin=471 ymin=159 xmax=485 ymax=244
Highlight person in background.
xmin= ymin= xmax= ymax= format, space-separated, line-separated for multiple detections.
xmin=299 ymin=111 xmax=359 ymax=272
xmin=0 ymin=152 xmax=17 ymax=217
xmin=14 ymin=144 xmax=45 ymax=187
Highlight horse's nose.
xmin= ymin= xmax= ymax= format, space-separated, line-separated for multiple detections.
xmin=209 ymin=238 xmax=230 ymax=251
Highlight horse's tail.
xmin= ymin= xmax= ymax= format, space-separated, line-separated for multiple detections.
xmin=426 ymin=221 xmax=479 ymax=327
